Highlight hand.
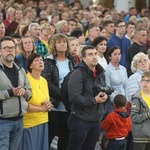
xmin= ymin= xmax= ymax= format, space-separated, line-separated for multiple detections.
xmin=41 ymin=101 xmax=53 ymax=111
xmin=13 ymin=86 xmax=26 ymax=96
xmin=95 ymin=92 xmax=108 ymax=103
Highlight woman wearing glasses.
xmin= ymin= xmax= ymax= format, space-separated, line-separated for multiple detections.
xmin=126 ymin=52 xmax=150 ymax=102
xmin=125 ymin=52 xmax=149 ymax=150
xmin=131 ymin=71 xmax=150 ymax=150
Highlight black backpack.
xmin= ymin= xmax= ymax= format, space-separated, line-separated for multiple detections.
xmin=61 ymin=69 xmax=87 ymax=112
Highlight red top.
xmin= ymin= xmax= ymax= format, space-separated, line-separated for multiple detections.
xmin=74 ymin=55 xmax=80 ymax=63
xmin=93 ymin=69 xmax=97 ymax=78
xmin=4 ymin=18 xmax=11 ymax=28
xmin=101 ymin=107 xmax=132 ymax=139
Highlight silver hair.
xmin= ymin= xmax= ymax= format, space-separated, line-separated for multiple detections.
xmin=28 ymin=23 xmax=40 ymax=31
xmin=131 ymin=52 xmax=149 ymax=73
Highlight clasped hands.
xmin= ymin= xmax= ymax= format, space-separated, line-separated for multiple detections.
xmin=41 ymin=101 xmax=53 ymax=112
xmin=13 ymin=86 xmax=26 ymax=96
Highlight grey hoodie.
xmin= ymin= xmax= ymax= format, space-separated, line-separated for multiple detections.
xmin=0 ymin=61 xmax=32 ymax=118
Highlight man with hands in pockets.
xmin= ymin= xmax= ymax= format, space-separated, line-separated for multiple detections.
xmin=67 ymin=45 xmax=108 ymax=150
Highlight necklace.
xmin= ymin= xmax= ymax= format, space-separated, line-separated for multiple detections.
xmin=36 ymin=80 xmax=41 ymax=89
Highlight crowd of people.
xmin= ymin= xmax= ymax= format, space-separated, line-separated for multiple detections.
xmin=0 ymin=0 xmax=150 ymax=150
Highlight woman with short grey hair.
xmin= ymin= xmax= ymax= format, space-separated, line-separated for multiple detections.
xmin=126 ymin=52 xmax=150 ymax=101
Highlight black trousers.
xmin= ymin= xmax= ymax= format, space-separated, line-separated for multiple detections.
xmin=48 ymin=111 xmax=69 ymax=150
xmin=134 ymin=143 xmax=150 ymax=150
xmin=67 ymin=114 xmax=100 ymax=150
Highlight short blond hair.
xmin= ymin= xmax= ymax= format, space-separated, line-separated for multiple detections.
xmin=40 ymin=23 xmax=51 ymax=31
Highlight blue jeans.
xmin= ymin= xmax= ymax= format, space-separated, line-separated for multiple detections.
xmin=0 ymin=118 xmax=23 ymax=150
xmin=107 ymin=139 xmax=126 ymax=150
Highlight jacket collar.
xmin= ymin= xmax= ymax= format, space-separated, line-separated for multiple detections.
xmin=0 ymin=60 xmax=21 ymax=71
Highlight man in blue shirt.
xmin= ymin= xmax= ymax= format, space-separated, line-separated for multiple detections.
xmin=107 ymin=19 xmax=131 ymax=68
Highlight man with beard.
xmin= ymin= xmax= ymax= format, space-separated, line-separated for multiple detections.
xmin=0 ymin=36 xmax=31 ymax=150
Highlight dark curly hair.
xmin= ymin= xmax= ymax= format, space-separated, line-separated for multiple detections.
xmin=92 ymin=36 xmax=107 ymax=47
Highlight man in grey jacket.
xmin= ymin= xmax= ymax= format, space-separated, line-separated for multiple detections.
xmin=0 ymin=36 xmax=31 ymax=150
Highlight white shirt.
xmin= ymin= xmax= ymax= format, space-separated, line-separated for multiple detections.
xmin=98 ymin=56 xmax=108 ymax=69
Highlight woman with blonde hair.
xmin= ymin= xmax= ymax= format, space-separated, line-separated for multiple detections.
xmin=36 ymin=23 xmax=51 ymax=59
xmin=68 ymin=36 xmax=80 ymax=63
xmin=16 ymin=36 xmax=36 ymax=72
xmin=42 ymin=33 xmax=75 ymax=150
xmin=14 ymin=19 xmax=30 ymax=37
xmin=4 ymin=7 xmax=15 ymax=28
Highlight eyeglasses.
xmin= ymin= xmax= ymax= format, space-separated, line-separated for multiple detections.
xmin=1 ymin=46 xmax=16 ymax=52
xmin=141 ymin=79 xmax=150 ymax=84
xmin=137 ymin=59 xmax=148 ymax=64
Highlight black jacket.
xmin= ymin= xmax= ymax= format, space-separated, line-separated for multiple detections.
xmin=68 ymin=60 xmax=107 ymax=122
xmin=41 ymin=55 xmax=75 ymax=108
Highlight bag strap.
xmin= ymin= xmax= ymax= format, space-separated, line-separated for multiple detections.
xmin=76 ymin=68 xmax=87 ymax=88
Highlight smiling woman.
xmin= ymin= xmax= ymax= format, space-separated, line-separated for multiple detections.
xmin=92 ymin=36 xmax=109 ymax=69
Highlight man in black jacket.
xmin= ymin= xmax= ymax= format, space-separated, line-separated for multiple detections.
xmin=67 ymin=45 xmax=108 ymax=150
xmin=127 ymin=29 xmax=148 ymax=77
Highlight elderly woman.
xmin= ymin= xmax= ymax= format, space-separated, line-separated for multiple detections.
xmin=125 ymin=52 xmax=150 ymax=150
xmin=18 ymin=53 xmax=53 ymax=150
xmin=41 ymin=33 xmax=75 ymax=150
xmin=126 ymin=52 xmax=150 ymax=102
xmin=16 ymin=36 xmax=36 ymax=72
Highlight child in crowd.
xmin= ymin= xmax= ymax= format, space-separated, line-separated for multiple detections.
xmin=131 ymin=71 xmax=150 ymax=150
xmin=68 ymin=37 xmax=80 ymax=63
xmin=101 ymin=94 xmax=132 ymax=150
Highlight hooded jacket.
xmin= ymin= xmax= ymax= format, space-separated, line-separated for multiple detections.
xmin=68 ymin=60 xmax=107 ymax=122
xmin=0 ymin=61 xmax=32 ymax=118
xmin=101 ymin=107 xmax=132 ymax=139
xmin=131 ymin=91 xmax=150 ymax=143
